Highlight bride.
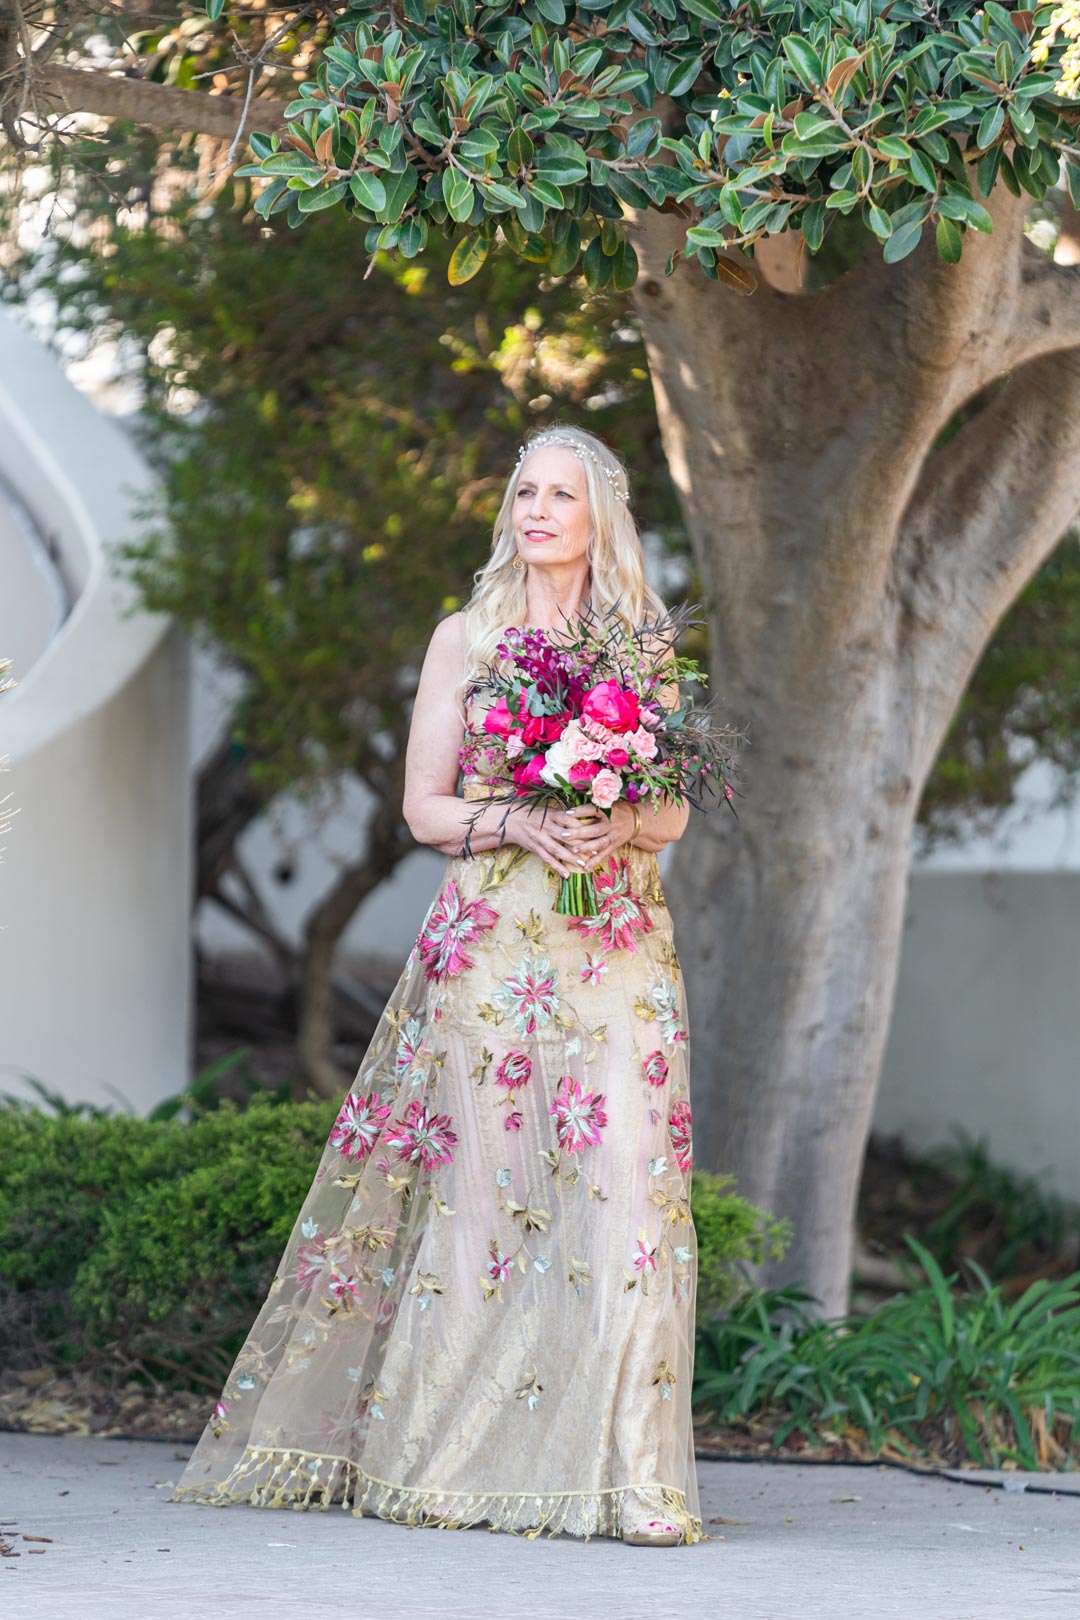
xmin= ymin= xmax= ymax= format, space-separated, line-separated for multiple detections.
xmin=169 ymin=423 xmax=706 ymax=1547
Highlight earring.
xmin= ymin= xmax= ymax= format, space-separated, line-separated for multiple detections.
xmin=512 ymin=555 xmax=524 ymax=571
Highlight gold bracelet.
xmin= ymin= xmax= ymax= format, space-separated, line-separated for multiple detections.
xmin=631 ymin=804 xmax=642 ymax=841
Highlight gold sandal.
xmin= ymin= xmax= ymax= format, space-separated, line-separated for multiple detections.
xmin=622 ymin=1518 xmax=684 ymax=1547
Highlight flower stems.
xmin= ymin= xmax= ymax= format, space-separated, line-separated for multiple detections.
xmin=554 ymin=867 xmax=599 ymax=917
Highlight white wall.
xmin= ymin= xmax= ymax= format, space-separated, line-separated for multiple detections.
xmin=0 ymin=308 xmax=193 ymax=1114
xmin=875 ymin=869 xmax=1080 ymax=1201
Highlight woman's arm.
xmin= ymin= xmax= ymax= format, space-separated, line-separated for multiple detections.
xmin=629 ymin=793 xmax=690 ymax=853
xmin=401 ymin=615 xmax=577 ymax=874
xmin=627 ymin=665 xmax=690 ymax=852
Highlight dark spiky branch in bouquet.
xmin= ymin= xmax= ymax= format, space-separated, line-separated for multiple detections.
xmin=455 ymin=600 xmax=747 ymax=863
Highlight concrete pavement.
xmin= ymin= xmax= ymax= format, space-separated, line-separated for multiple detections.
xmin=2 ymin=1431 xmax=1079 ymax=1619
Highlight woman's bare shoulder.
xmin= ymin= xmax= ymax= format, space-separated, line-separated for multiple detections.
xmin=421 ymin=609 xmax=467 ymax=672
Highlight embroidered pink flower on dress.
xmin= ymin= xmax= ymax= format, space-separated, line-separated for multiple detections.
xmin=384 ymin=1099 xmax=458 ymax=1170
xmin=580 ymin=952 xmax=608 ymax=985
xmin=294 ymin=1228 xmax=337 ymax=1290
xmin=416 ymin=880 xmax=499 ymax=982
xmin=494 ymin=955 xmax=560 ymax=1035
xmin=669 ymin=1099 xmax=693 ymax=1172
xmin=495 ymin=1051 xmax=532 ymax=1090
xmin=330 ymin=1090 xmax=393 ymax=1161
xmin=643 ymin=1051 xmax=669 ymax=1088
xmin=327 ymin=1272 xmax=361 ymax=1302
xmin=567 ymin=858 xmax=654 ymax=954
xmin=548 ymin=1074 xmax=608 ymax=1154
xmin=633 ymin=1238 xmax=660 ymax=1273
xmin=488 ymin=1246 xmax=512 ymax=1283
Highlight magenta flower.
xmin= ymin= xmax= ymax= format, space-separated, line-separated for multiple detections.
xmin=568 ymin=858 xmax=653 ymax=954
xmin=669 ymin=1099 xmax=693 ymax=1173
xmin=582 ymin=679 xmax=640 ymax=733
xmin=643 ymin=1051 xmax=669 ymax=1089
xmin=416 ymin=880 xmax=499 ymax=982
xmin=330 ymin=1089 xmax=393 ymax=1161
xmin=385 ymin=1099 xmax=458 ymax=1170
xmin=504 ymin=1110 xmax=523 ymax=1132
xmin=495 ymin=1051 xmax=532 ymax=1090
xmin=548 ymin=1074 xmax=608 ymax=1154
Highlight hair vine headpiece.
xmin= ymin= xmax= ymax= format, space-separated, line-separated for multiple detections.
xmin=515 ymin=432 xmax=631 ymax=502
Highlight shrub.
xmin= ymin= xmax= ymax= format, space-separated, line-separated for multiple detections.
xmin=0 ymin=1095 xmax=783 ymax=1389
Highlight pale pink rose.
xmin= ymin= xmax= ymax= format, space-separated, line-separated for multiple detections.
xmin=505 ymin=733 xmax=525 ymax=761
xmin=566 ymin=720 xmax=605 ymax=764
xmin=580 ymin=714 xmax=617 ymax=749
xmin=628 ymin=726 xmax=658 ymax=761
xmin=590 ymin=768 xmax=623 ymax=809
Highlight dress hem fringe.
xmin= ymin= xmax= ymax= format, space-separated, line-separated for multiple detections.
xmin=168 ymin=1442 xmax=707 ymax=1544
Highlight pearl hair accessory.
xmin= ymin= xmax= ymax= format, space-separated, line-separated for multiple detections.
xmin=515 ymin=433 xmax=631 ymax=502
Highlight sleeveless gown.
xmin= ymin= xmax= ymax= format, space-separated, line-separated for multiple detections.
xmin=169 ymin=684 xmax=705 ymax=1544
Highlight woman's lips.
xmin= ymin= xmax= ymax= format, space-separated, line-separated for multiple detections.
xmin=524 ymin=530 xmax=555 ymax=541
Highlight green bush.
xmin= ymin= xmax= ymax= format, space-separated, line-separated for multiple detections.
xmin=0 ymin=1095 xmax=784 ymax=1389
xmin=0 ymin=1094 xmax=339 ymax=1386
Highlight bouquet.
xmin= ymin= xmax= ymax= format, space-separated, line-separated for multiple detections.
xmin=457 ymin=601 xmax=745 ymax=917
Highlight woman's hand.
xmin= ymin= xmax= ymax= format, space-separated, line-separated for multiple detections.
xmin=502 ymin=802 xmax=582 ymax=879
xmin=545 ymin=801 xmax=639 ymax=871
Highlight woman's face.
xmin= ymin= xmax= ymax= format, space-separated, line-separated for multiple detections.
xmin=512 ymin=445 xmax=592 ymax=569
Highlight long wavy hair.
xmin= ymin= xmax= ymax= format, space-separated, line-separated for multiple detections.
xmin=455 ymin=422 xmax=668 ymax=720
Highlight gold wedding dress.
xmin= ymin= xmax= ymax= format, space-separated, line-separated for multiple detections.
xmin=169 ymin=687 xmax=705 ymax=1543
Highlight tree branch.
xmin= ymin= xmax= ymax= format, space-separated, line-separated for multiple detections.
xmin=31 ymin=66 xmax=290 ymax=140
xmin=896 ymin=347 xmax=1080 ymax=659
xmin=1004 ymin=238 xmax=1080 ymax=370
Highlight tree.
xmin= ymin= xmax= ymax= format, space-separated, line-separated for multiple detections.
xmin=6 ymin=1 xmax=1080 ymax=1314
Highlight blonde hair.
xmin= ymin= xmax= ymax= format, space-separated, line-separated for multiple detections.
xmin=454 ymin=422 xmax=667 ymax=719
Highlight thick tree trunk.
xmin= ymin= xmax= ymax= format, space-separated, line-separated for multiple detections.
xmin=626 ymin=188 xmax=1080 ymax=1316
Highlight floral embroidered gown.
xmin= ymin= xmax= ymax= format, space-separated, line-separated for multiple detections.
xmin=169 ymin=684 xmax=705 ymax=1544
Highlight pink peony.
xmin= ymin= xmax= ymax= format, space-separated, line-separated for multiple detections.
xmin=483 ymin=696 xmax=516 ymax=738
xmin=590 ymin=769 xmax=622 ymax=809
xmin=582 ymin=680 xmax=640 ymax=734
xmin=605 ymin=747 xmax=630 ymax=770
xmin=505 ymin=733 xmax=525 ymax=761
xmin=522 ymin=712 xmax=567 ymax=747
xmin=513 ymin=754 xmax=547 ymax=792
xmin=567 ymin=758 xmax=602 ymax=788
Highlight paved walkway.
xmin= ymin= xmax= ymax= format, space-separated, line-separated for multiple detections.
xmin=2 ymin=1432 xmax=1079 ymax=1619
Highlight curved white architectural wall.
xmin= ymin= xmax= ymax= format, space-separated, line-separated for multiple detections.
xmin=0 ymin=308 xmax=192 ymax=1114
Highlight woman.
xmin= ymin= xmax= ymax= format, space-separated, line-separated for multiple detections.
xmin=169 ymin=424 xmax=705 ymax=1547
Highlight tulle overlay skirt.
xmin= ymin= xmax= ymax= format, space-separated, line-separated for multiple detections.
xmin=170 ymin=773 xmax=705 ymax=1544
